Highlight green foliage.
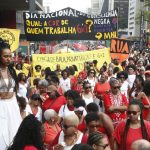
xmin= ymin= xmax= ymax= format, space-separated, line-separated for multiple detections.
xmin=136 ymin=0 xmax=150 ymax=24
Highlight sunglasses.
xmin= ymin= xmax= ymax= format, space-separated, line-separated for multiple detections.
xmin=62 ymin=124 xmax=74 ymax=129
xmin=85 ymin=86 xmax=91 ymax=89
xmin=112 ymin=86 xmax=120 ymax=89
xmin=119 ymin=76 xmax=125 ymax=79
xmin=127 ymin=111 xmax=140 ymax=115
xmin=96 ymin=143 xmax=109 ymax=149
xmin=89 ymin=125 xmax=99 ymax=128
xmin=90 ymin=72 xmax=95 ymax=74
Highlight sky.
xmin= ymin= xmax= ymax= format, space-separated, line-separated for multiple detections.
xmin=43 ymin=0 xmax=91 ymax=13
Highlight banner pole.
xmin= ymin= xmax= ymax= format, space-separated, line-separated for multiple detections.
xmin=67 ymin=40 xmax=69 ymax=53
xmin=28 ymin=43 xmax=30 ymax=64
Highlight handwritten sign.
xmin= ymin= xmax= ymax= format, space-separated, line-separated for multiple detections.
xmin=110 ymin=38 xmax=131 ymax=62
xmin=23 ymin=7 xmax=118 ymax=41
xmin=32 ymin=48 xmax=111 ymax=73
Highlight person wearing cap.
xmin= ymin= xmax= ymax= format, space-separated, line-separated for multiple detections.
xmin=42 ymin=85 xmax=66 ymax=113
xmin=25 ymin=93 xmax=42 ymax=122
xmin=145 ymin=70 xmax=150 ymax=81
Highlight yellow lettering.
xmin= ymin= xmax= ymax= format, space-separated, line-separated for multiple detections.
xmin=44 ymin=21 xmax=47 ymax=26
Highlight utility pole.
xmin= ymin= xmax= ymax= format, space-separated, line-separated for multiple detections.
xmin=28 ymin=0 xmax=36 ymax=63
xmin=139 ymin=0 xmax=145 ymax=51
xmin=140 ymin=11 xmax=144 ymax=51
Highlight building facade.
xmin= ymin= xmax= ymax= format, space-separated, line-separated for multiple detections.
xmin=128 ymin=0 xmax=145 ymax=36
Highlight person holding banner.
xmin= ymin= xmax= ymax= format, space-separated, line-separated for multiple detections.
xmin=0 ymin=38 xmax=22 ymax=149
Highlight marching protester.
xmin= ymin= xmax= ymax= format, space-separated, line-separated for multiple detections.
xmin=113 ymin=100 xmax=150 ymax=150
xmin=103 ymin=78 xmax=128 ymax=127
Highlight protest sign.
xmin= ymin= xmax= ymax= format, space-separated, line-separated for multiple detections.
xmin=32 ymin=48 xmax=111 ymax=73
xmin=0 ymin=28 xmax=20 ymax=52
xmin=23 ymin=7 xmax=118 ymax=41
xmin=110 ymin=38 xmax=131 ymax=62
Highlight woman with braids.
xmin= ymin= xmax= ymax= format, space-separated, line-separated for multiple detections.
xmin=87 ymin=131 xmax=111 ymax=150
xmin=0 ymin=38 xmax=22 ymax=149
xmin=7 ymin=114 xmax=45 ymax=150
xmin=113 ymin=99 xmax=150 ymax=150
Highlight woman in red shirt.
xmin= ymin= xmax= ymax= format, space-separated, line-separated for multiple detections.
xmin=43 ymin=109 xmax=61 ymax=148
xmin=113 ymin=99 xmax=150 ymax=150
xmin=103 ymin=78 xmax=128 ymax=127
xmin=94 ymin=72 xmax=110 ymax=99
xmin=42 ymin=85 xmax=66 ymax=113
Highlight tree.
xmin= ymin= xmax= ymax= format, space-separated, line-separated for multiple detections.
xmin=136 ymin=0 xmax=150 ymax=24
xmin=144 ymin=0 xmax=150 ymax=23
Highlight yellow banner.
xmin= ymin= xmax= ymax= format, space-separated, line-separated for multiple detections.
xmin=32 ymin=48 xmax=111 ymax=72
xmin=0 ymin=28 xmax=20 ymax=52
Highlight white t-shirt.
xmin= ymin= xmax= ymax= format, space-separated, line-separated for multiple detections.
xmin=59 ymin=78 xmax=71 ymax=93
xmin=85 ymin=77 xmax=97 ymax=91
xmin=120 ymin=80 xmax=129 ymax=99
xmin=127 ymin=74 xmax=136 ymax=88
xmin=58 ymin=131 xmax=83 ymax=150
xmin=58 ymin=104 xmax=87 ymax=118
xmin=82 ymin=94 xmax=94 ymax=106
xmin=25 ymin=104 xmax=42 ymax=122
xmin=18 ymin=83 xmax=28 ymax=102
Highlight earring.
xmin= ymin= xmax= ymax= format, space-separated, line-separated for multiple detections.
xmin=138 ymin=115 xmax=141 ymax=121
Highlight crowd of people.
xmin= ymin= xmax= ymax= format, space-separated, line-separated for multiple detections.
xmin=1 ymin=37 xmax=150 ymax=150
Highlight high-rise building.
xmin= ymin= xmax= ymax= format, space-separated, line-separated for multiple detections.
xmin=91 ymin=0 xmax=100 ymax=14
xmin=16 ymin=0 xmax=43 ymax=35
xmin=91 ymin=0 xmax=114 ymax=15
xmin=100 ymin=0 xmax=114 ymax=13
xmin=114 ymin=0 xmax=129 ymax=29
xmin=128 ymin=0 xmax=145 ymax=36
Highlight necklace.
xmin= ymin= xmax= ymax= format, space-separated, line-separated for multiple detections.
xmin=0 ymin=68 xmax=13 ymax=92
xmin=64 ymin=131 xmax=78 ymax=146
xmin=0 ymin=67 xmax=7 ymax=71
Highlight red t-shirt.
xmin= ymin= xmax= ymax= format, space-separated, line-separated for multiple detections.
xmin=103 ymin=93 xmax=128 ymax=126
xmin=42 ymin=95 xmax=66 ymax=113
xmin=78 ymin=119 xmax=86 ymax=132
xmin=94 ymin=82 xmax=110 ymax=98
xmin=113 ymin=120 xmax=150 ymax=150
xmin=24 ymin=146 xmax=37 ymax=150
xmin=142 ymin=97 xmax=150 ymax=120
